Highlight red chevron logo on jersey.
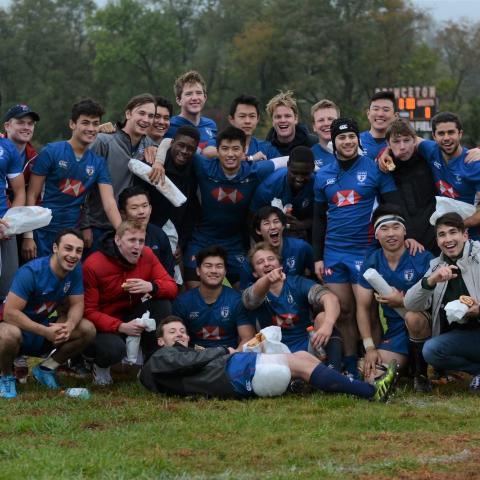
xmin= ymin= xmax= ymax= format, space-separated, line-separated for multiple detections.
xmin=332 ymin=190 xmax=361 ymax=207
xmin=272 ymin=313 xmax=299 ymax=328
xmin=34 ymin=301 xmax=57 ymax=315
xmin=211 ymin=187 xmax=244 ymax=204
xmin=198 ymin=325 xmax=225 ymax=340
xmin=436 ymin=180 xmax=459 ymax=199
xmin=59 ymin=178 xmax=86 ymax=197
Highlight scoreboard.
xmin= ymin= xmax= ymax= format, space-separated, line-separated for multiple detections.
xmin=374 ymin=86 xmax=438 ymax=132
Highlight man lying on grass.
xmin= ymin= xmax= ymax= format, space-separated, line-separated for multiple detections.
xmin=139 ymin=315 xmax=398 ymax=401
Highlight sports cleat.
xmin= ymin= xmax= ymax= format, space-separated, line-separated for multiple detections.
xmin=373 ymin=360 xmax=399 ymax=402
xmin=13 ymin=356 xmax=29 ymax=384
xmin=32 ymin=365 xmax=60 ymax=389
xmin=0 ymin=375 xmax=17 ymax=399
xmin=414 ymin=375 xmax=433 ymax=393
xmin=470 ymin=374 xmax=480 ymax=394
xmin=92 ymin=364 xmax=113 ymax=386
xmin=57 ymin=358 xmax=92 ymax=378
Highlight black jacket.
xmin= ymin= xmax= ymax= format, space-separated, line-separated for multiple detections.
xmin=390 ymin=151 xmax=438 ymax=254
xmin=266 ymin=123 xmax=318 ymax=156
xmin=135 ymin=149 xmax=199 ymax=248
xmin=139 ymin=343 xmax=239 ymax=398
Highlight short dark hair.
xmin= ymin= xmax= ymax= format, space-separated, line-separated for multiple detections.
xmin=174 ymin=125 xmax=200 ymax=145
xmin=386 ymin=118 xmax=416 ymax=140
xmin=155 ymin=96 xmax=173 ymax=116
xmin=54 ymin=228 xmax=84 ymax=247
xmin=71 ymin=99 xmax=105 ymax=122
xmin=229 ymin=94 xmax=260 ymax=117
xmin=124 ymin=93 xmax=156 ymax=115
xmin=435 ymin=212 xmax=466 ymax=234
xmin=156 ymin=315 xmax=186 ymax=338
xmin=370 ymin=91 xmax=396 ymax=110
xmin=216 ymin=126 xmax=246 ymax=149
xmin=196 ymin=245 xmax=228 ymax=268
xmin=118 ymin=186 xmax=151 ymax=212
xmin=288 ymin=146 xmax=314 ymax=167
xmin=371 ymin=203 xmax=404 ymax=226
xmin=431 ymin=112 xmax=462 ymax=134
xmin=252 ymin=206 xmax=286 ymax=240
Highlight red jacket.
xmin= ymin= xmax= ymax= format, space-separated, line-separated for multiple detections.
xmin=83 ymin=244 xmax=178 ymax=332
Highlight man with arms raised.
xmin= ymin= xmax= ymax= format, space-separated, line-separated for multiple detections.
xmin=356 ymin=204 xmax=433 ymax=391
xmin=0 ymin=229 xmax=95 ymax=398
xmin=405 ymin=213 xmax=480 ymax=394
xmin=243 ymin=243 xmax=342 ymax=370
xmin=173 ymin=246 xmax=254 ymax=348
xmin=23 ymin=99 xmax=122 ymax=259
xmin=82 ymin=220 xmax=177 ymax=385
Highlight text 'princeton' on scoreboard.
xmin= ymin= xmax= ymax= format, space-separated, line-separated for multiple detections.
xmin=375 ymin=86 xmax=438 ymax=132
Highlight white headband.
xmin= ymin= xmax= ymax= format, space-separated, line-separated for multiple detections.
xmin=374 ymin=215 xmax=406 ymax=236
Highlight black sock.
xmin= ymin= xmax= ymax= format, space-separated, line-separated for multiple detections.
xmin=325 ymin=335 xmax=342 ymax=372
xmin=409 ymin=337 xmax=429 ymax=378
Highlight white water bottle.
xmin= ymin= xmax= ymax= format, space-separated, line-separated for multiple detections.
xmin=63 ymin=388 xmax=91 ymax=399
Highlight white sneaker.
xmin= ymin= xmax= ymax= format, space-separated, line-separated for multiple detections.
xmin=92 ymin=364 xmax=113 ymax=386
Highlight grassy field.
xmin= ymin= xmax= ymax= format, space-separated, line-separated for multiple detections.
xmin=1 ymin=370 xmax=479 ymax=480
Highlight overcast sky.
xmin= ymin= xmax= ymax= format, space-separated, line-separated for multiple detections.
xmin=0 ymin=0 xmax=479 ymax=23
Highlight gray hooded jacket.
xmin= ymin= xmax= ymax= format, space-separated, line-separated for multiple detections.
xmin=404 ymin=240 xmax=480 ymax=336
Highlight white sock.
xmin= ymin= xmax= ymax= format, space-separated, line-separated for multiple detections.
xmin=41 ymin=357 xmax=60 ymax=370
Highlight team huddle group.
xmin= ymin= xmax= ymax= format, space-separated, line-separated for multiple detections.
xmin=0 ymin=69 xmax=479 ymax=401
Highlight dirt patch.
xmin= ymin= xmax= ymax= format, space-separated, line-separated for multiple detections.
xmin=82 ymin=421 xmax=105 ymax=430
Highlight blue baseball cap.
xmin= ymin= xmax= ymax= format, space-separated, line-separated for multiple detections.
xmin=4 ymin=104 xmax=40 ymax=122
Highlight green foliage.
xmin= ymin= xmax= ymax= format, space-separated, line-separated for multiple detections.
xmin=1 ymin=0 xmax=480 ymax=144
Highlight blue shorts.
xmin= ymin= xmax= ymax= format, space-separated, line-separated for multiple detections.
xmin=183 ymin=241 xmax=246 ymax=277
xmin=378 ymin=319 xmax=409 ymax=356
xmin=286 ymin=337 xmax=309 ymax=353
xmin=323 ymin=248 xmax=366 ymax=284
xmin=34 ymin=228 xmax=58 ymax=258
xmin=225 ymin=352 xmax=258 ymax=398
xmin=20 ymin=329 xmax=54 ymax=357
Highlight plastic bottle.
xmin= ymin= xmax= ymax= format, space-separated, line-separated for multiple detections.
xmin=62 ymin=388 xmax=91 ymax=399
xmin=306 ymin=326 xmax=327 ymax=361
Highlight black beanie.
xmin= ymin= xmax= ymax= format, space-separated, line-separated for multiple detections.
xmin=330 ymin=117 xmax=360 ymax=152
